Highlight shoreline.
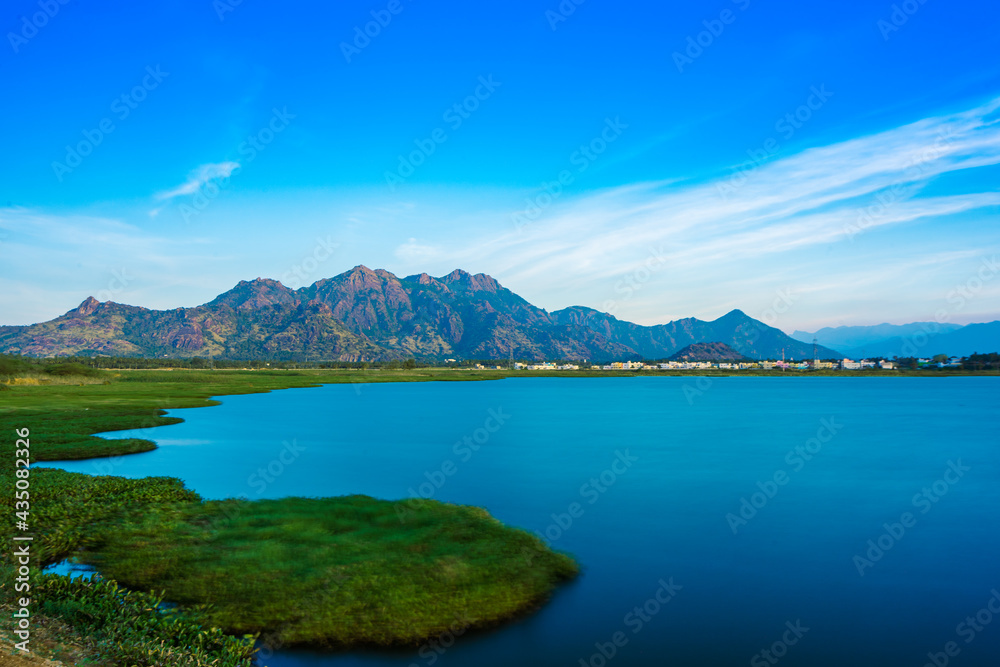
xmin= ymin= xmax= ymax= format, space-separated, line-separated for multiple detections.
xmin=0 ymin=369 xmax=582 ymax=661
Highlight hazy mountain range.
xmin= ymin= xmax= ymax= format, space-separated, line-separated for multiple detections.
xmin=792 ymin=322 xmax=1000 ymax=359
xmin=0 ymin=266 xmax=841 ymax=362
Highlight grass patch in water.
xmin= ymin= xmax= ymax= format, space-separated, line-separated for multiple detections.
xmin=84 ymin=494 xmax=579 ymax=647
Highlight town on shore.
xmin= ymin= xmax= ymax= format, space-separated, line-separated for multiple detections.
xmin=467 ymin=356 xmax=975 ymax=372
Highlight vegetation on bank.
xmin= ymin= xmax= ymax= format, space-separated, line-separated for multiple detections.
xmin=0 ymin=359 xmax=996 ymax=663
xmin=0 ymin=469 xmax=257 ymax=666
xmin=86 ymin=495 xmax=577 ymax=647
xmin=0 ymin=367 xmax=580 ymax=664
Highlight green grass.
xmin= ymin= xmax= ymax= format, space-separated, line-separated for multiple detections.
xmin=0 ymin=368 xmax=580 ymax=662
xmin=84 ymin=495 xmax=577 ymax=647
xmin=31 ymin=573 xmax=258 ymax=666
xmin=2 ymin=364 xmax=992 ymax=662
xmin=0 ymin=469 xmax=255 ymax=666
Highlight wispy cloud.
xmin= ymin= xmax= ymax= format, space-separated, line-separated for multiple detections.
xmin=394 ymin=238 xmax=440 ymax=263
xmin=155 ymin=162 xmax=241 ymax=201
xmin=402 ymin=97 xmax=1000 ymax=326
xmin=3 ymin=99 xmax=998 ymax=331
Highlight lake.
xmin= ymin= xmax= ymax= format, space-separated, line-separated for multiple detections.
xmin=39 ymin=376 xmax=1000 ymax=666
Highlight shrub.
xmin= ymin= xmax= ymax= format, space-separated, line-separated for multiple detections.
xmin=44 ymin=363 xmax=105 ymax=378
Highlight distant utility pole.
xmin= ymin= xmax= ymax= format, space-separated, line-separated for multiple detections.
xmin=813 ymin=338 xmax=818 ymax=368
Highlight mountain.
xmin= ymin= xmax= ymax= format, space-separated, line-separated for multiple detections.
xmin=0 ymin=267 xmax=841 ymax=362
xmin=0 ymin=282 xmax=381 ymax=361
xmin=838 ymin=321 xmax=1000 ymax=359
xmin=791 ymin=322 xmax=964 ymax=350
xmin=552 ymin=307 xmax=839 ymax=360
xmin=669 ymin=342 xmax=751 ymax=362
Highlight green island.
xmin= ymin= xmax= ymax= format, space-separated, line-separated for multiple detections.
xmin=0 ymin=361 xmax=579 ymax=666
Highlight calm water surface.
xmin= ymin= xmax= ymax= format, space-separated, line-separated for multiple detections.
xmin=39 ymin=377 xmax=1000 ymax=666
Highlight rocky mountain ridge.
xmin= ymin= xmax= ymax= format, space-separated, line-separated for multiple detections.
xmin=0 ymin=266 xmax=841 ymax=361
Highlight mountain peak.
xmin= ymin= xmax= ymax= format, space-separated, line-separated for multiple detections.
xmin=209 ymin=278 xmax=298 ymax=311
xmin=240 ymin=277 xmax=284 ymax=287
xmin=72 ymin=296 xmax=102 ymax=317
xmin=404 ymin=272 xmax=444 ymax=287
xmin=336 ymin=265 xmax=391 ymax=290
xmin=4 ymin=265 xmax=863 ymax=361
xmin=440 ymin=269 xmax=501 ymax=293
xmin=349 ymin=265 xmax=375 ymax=275
xmin=442 ymin=269 xmax=471 ymax=282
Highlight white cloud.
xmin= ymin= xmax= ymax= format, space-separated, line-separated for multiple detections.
xmin=3 ymin=99 xmax=999 ymax=332
xmin=394 ymin=238 xmax=440 ymax=263
xmin=407 ymin=97 xmax=1000 ymax=327
xmin=155 ymin=162 xmax=241 ymax=201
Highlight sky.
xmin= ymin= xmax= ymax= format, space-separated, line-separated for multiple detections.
xmin=1 ymin=0 xmax=999 ymax=332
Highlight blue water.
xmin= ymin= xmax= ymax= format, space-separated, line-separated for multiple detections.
xmin=39 ymin=377 xmax=1000 ymax=666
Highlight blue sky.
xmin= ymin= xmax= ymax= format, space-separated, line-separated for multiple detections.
xmin=1 ymin=0 xmax=999 ymax=331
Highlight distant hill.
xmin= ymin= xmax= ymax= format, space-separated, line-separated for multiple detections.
xmin=791 ymin=322 xmax=964 ymax=350
xmin=0 ymin=266 xmax=842 ymax=362
xmin=838 ymin=321 xmax=1000 ymax=359
xmin=551 ymin=307 xmax=839 ymax=360
xmin=669 ymin=342 xmax=751 ymax=362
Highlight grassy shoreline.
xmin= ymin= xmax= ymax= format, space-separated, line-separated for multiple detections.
xmin=4 ymin=367 xmax=994 ymax=462
xmin=1 ymin=367 xmax=996 ymax=664
xmin=0 ymin=369 xmax=582 ymax=665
